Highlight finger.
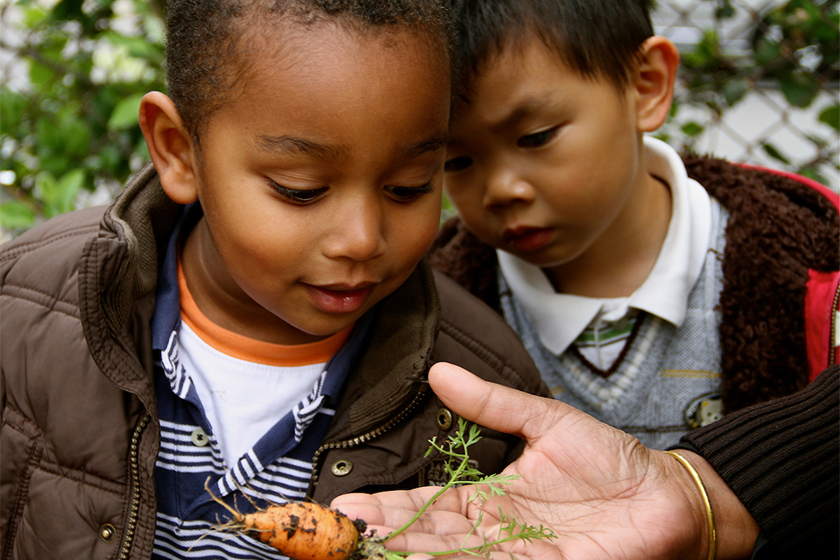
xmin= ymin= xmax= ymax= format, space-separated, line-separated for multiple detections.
xmin=396 ymin=532 xmax=554 ymax=560
xmin=405 ymin=554 xmax=532 ymax=560
xmin=330 ymin=492 xmax=383 ymax=508
xmin=331 ymin=495 xmax=418 ymax=530
xmin=332 ymin=487 xmax=475 ymax=534
xmin=332 ymin=486 xmax=466 ymax=516
xmin=429 ymin=362 xmax=566 ymax=442
xmin=385 ymin=529 xmax=502 ymax=555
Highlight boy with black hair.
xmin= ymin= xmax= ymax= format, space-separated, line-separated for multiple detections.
xmin=0 ymin=1 xmax=549 ymax=558
xmin=430 ymin=0 xmax=839 ymax=449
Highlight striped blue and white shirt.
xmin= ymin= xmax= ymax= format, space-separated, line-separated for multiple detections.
xmin=150 ymin=206 xmax=373 ymax=559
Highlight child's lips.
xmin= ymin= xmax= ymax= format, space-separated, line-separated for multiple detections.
xmin=305 ymin=282 xmax=376 ymax=314
xmin=503 ymin=226 xmax=554 ymax=253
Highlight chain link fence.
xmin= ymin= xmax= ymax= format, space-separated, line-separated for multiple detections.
xmin=652 ymin=0 xmax=839 ymax=192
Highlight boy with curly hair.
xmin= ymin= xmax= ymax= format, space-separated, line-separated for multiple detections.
xmin=0 ymin=1 xmax=549 ymax=557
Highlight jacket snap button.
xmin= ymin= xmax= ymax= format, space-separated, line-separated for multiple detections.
xmin=99 ymin=523 xmax=116 ymax=542
xmin=331 ymin=459 xmax=353 ymax=476
xmin=191 ymin=428 xmax=209 ymax=447
xmin=436 ymin=408 xmax=453 ymax=430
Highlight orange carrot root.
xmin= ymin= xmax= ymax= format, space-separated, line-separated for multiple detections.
xmin=243 ymin=501 xmax=362 ymax=560
xmin=204 ymin=478 xmax=371 ymax=560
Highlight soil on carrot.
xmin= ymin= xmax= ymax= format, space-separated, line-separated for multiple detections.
xmin=205 ymin=479 xmax=389 ymax=560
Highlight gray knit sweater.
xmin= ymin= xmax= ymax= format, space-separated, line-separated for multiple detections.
xmin=495 ymin=199 xmax=727 ymax=448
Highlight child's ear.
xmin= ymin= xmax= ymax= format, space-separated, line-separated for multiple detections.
xmin=138 ymin=92 xmax=199 ymax=204
xmin=632 ymin=36 xmax=680 ymax=133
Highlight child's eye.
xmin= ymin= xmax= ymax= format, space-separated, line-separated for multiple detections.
xmin=444 ymin=156 xmax=473 ymax=172
xmin=269 ymin=181 xmax=328 ymax=205
xmin=385 ymin=183 xmax=434 ymax=202
xmin=517 ymin=127 xmax=558 ymax=148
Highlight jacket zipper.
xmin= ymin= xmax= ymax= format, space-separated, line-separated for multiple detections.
xmin=830 ymin=279 xmax=840 ymax=365
xmin=117 ymin=413 xmax=150 ymax=560
xmin=309 ymin=384 xmax=428 ymax=490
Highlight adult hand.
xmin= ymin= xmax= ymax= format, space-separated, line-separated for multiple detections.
xmin=332 ymin=362 xmax=758 ymax=560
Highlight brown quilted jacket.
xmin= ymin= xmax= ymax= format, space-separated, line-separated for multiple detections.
xmin=0 ymin=164 xmax=549 ymax=560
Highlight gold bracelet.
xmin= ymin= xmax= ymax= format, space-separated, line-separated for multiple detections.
xmin=664 ymin=451 xmax=716 ymax=560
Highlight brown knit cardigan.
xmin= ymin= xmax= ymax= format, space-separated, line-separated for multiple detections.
xmin=429 ymin=154 xmax=840 ymax=413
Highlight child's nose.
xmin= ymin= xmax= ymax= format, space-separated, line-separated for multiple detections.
xmin=323 ymin=200 xmax=387 ymax=261
xmin=482 ymin=169 xmax=535 ymax=210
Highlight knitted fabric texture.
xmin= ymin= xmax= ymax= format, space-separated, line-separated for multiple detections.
xmin=495 ymin=201 xmax=727 ymax=449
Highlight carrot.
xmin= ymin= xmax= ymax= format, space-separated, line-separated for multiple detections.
xmin=241 ymin=501 xmax=361 ymax=560
xmin=205 ymin=479 xmax=379 ymax=560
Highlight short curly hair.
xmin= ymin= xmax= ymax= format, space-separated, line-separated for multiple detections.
xmin=164 ymin=0 xmax=454 ymax=141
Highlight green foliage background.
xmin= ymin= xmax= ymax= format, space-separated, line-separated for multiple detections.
xmin=1 ymin=0 xmax=838 ymax=238
xmin=1 ymin=0 xmax=165 ymax=234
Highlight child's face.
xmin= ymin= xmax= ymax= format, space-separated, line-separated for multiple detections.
xmin=181 ymin=25 xmax=449 ymax=344
xmin=444 ymin=38 xmax=656 ymax=276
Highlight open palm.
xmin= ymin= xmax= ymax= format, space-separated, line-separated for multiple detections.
xmin=332 ymin=362 xmax=709 ymax=560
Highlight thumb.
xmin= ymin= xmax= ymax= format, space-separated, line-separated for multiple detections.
xmin=429 ymin=362 xmax=565 ymax=443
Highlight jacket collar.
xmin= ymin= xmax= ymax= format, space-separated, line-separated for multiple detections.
xmin=99 ymin=163 xmax=182 ymax=334
xmin=78 ymin=164 xmax=181 ymax=416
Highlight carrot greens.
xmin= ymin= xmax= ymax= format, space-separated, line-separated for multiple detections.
xmin=372 ymin=418 xmax=556 ymax=559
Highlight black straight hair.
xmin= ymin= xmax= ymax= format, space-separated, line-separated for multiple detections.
xmin=451 ymin=0 xmax=655 ymax=93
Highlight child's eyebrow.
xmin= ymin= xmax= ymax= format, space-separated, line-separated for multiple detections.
xmin=257 ymin=135 xmax=346 ymax=160
xmin=256 ymin=133 xmax=448 ymax=160
xmin=403 ymin=134 xmax=449 ymax=158
xmin=491 ymin=94 xmax=556 ymax=134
